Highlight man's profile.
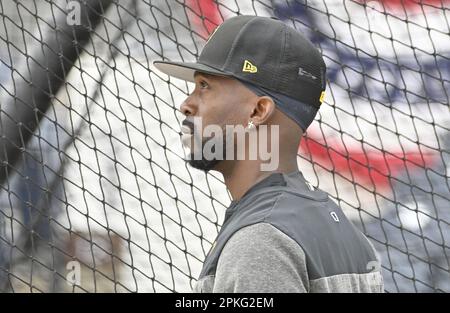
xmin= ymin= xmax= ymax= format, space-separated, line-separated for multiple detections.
xmin=154 ymin=15 xmax=383 ymax=293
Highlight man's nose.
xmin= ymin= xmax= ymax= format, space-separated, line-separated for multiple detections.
xmin=180 ymin=95 xmax=196 ymax=116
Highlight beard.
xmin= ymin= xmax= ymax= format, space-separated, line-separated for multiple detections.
xmin=187 ymin=157 xmax=221 ymax=172
xmin=186 ymin=134 xmax=227 ymax=172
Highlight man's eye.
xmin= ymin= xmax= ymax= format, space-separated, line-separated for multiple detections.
xmin=199 ymin=80 xmax=209 ymax=89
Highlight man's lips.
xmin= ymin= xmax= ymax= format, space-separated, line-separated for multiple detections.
xmin=181 ymin=132 xmax=193 ymax=149
xmin=181 ymin=119 xmax=195 ymax=149
xmin=181 ymin=119 xmax=194 ymax=134
xmin=181 ymin=125 xmax=192 ymax=135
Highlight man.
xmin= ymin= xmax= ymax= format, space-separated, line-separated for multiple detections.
xmin=154 ymin=15 xmax=384 ymax=293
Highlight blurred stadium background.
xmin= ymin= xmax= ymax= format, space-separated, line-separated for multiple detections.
xmin=0 ymin=0 xmax=448 ymax=292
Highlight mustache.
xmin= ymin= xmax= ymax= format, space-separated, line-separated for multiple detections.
xmin=182 ymin=118 xmax=195 ymax=133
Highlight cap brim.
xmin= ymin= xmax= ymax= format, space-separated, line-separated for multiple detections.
xmin=153 ymin=61 xmax=231 ymax=82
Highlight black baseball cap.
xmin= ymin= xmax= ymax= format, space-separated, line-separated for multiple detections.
xmin=154 ymin=15 xmax=326 ymax=130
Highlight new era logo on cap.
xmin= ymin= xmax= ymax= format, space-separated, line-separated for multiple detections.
xmin=242 ymin=60 xmax=258 ymax=73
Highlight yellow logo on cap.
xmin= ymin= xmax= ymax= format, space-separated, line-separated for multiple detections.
xmin=242 ymin=60 xmax=258 ymax=73
xmin=319 ymin=91 xmax=326 ymax=104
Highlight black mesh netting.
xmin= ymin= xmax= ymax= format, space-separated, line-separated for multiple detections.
xmin=0 ymin=0 xmax=449 ymax=292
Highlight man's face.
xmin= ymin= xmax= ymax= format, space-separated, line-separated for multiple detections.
xmin=180 ymin=72 xmax=253 ymax=171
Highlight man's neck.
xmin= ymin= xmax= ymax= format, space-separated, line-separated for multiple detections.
xmin=216 ymin=158 xmax=299 ymax=201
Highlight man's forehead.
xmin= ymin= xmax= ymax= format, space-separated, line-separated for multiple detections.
xmin=194 ymin=71 xmax=213 ymax=79
xmin=193 ymin=71 xmax=229 ymax=81
xmin=192 ymin=71 xmax=255 ymax=97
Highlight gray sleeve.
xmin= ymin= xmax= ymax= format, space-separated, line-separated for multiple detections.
xmin=213 ymin=222 xmax=309 ymax=293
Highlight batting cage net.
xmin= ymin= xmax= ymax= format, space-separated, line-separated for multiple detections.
xmin=0 ymin=0 xmax=448 ymax=293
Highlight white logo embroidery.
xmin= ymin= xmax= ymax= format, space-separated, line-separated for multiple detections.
xmin=330 ymin=211 xmax=340 ymax=222
xmin=298 ymin=67 xmax=317 ymax=80
xmin=305 ymin=181 xmax=315 ymax=191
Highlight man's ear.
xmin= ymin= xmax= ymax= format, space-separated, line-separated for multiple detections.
xmin=250 ymin=96 xmax=276 ymax=126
